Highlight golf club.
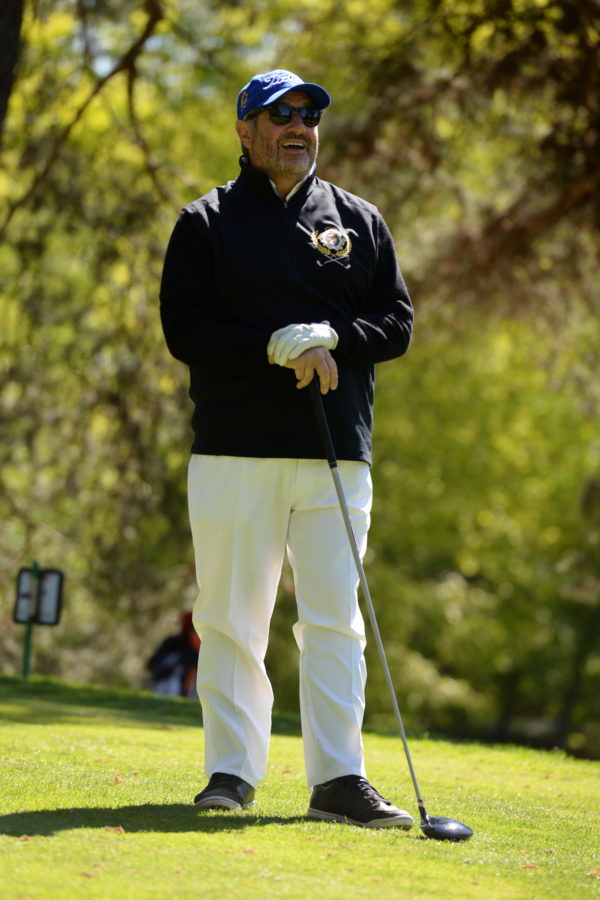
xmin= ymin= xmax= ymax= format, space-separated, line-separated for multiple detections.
xmin=309 ymin=379 xmax=473 ymax=842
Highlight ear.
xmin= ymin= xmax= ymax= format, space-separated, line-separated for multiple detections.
xmin=236 ymin=119 xmax=253 ymax=151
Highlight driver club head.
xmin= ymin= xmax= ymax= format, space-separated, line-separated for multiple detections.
xmin=420 ymin=815 xmax=474 ymax=842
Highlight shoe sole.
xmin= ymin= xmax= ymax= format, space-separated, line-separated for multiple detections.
xmin=195 ymin=794 xmax=255 ymax=811
xmin=307 ymin=808 xmax=414 ymax=830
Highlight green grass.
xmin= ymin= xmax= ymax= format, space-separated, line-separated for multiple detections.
xmin=0 ymin=676 xmax=598 ymax=899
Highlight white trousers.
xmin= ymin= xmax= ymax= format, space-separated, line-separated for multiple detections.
xmin=187 ymin=454 xmax=372 ymax=788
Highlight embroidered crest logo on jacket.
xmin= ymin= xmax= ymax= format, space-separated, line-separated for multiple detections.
xmin=310 ymin=227 xmax=352 ymax=267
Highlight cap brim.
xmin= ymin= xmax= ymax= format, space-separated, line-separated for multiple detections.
xmin=263 ymin=82 xmax=331 ymax=110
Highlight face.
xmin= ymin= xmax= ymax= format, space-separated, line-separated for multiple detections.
xmin=236 ymin=90 xmax=319 ymax=185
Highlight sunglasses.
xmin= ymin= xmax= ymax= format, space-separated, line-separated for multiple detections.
xmin=246 ymin=103 xmax=322 ymax=128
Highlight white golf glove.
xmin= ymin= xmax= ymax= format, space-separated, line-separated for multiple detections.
xmin=267 ymin=322 xmax=339 ymax=366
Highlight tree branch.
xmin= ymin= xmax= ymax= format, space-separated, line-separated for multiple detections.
xmin=0 ymin=0 xmax=164 ymax=239
xmin=126 ymin=62 xmax=178 ymax=210
xmin=481 ymin=164 xmax=600 ymax=262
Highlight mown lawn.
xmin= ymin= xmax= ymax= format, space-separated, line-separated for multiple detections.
xmin=0 ymin=676 xmax=598 ymax=899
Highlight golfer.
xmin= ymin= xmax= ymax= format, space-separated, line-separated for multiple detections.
xmin=160 ymin=69 xmax=414 ymax=828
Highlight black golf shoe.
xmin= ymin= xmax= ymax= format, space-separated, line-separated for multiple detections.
xmin=307 ymin=775 xmax=414 ymax=829
xmin=194 ymin=772 xmax=256 ymax=810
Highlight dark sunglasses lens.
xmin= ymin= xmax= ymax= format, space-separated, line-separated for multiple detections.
xmin=268 ymin=105 xmax=292 ymax=125
xmin=268 ymin=104 xmax=321 ymax=126
xmin=301 ymin=108 xmax=321 ymax=127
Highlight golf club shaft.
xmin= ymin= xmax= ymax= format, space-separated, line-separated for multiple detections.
xmin=309 ymin=380 xmax=427 ymax=819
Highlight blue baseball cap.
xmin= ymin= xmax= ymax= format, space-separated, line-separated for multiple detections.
xmin=237 ymin=69 xmax=331 ymax=120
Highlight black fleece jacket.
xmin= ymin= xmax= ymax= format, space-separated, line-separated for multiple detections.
xmin=159 ymin=159 xmax=413 ymax=463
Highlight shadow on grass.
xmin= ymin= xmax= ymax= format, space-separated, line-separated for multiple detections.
xmin=0 ymin=804 xmax=308 ymax=836
xmin=0 ymin=675 xmax=302 ymax=736
xmin=0 ymin=676 xmax=438 ymax=743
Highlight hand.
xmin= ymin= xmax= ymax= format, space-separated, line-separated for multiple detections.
xmin=280 ymin=347 xmax=338 ymax=394
xmin=267 ymin=322 xmax=338 ymax=366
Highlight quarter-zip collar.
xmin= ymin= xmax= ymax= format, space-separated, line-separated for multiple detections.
xmin=235 ymin=156 xmax=317 ymax=206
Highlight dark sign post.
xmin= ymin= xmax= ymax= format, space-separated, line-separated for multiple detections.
xmin=13 ymin=563 xmax=64 ymax=678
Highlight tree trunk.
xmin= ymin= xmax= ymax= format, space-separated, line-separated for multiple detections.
xmin=0 ymin=0 xmax=25 ymax=140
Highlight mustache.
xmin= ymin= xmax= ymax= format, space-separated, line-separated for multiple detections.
xmin=279 ymin=132 xmax=310 ymax=143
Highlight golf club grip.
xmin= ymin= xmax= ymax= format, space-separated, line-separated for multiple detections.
xmin=309 ymin=379 xmax=337 ymax=467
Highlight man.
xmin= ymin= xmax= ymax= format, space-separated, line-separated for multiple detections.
xmin=146 ymin=610 xmax=200 ymax=698
xmin=160 ymin=69 xmax=414 ymax=828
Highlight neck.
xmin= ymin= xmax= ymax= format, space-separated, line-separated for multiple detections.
xmin=242 ymin=156 xmax=314 ymax=199
xmin=271 ymin=175 xmax=302 ymax=199
xmin=270 ymin=169 xmax=316 ymax=202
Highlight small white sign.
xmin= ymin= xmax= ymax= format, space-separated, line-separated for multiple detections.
xmin=14 ymin=568 xmax=64 ymax=626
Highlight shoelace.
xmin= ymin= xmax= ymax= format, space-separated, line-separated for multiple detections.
xmin=208 ymin=773 xmax=244 ymax=791
xmin=341 ymin=775 xmax=391 ymax=805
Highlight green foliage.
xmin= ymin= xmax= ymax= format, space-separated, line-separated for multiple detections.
xmin=367 ymin=312 xmax=599 ymax=749
xmin=0 ymin=0 xmax=598 ymax=757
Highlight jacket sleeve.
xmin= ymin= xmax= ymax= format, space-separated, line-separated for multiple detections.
xmin=329 ymin=213 xmax=413 ymax=365
xmin=159 ymin=208 xmax=271 ymax=372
